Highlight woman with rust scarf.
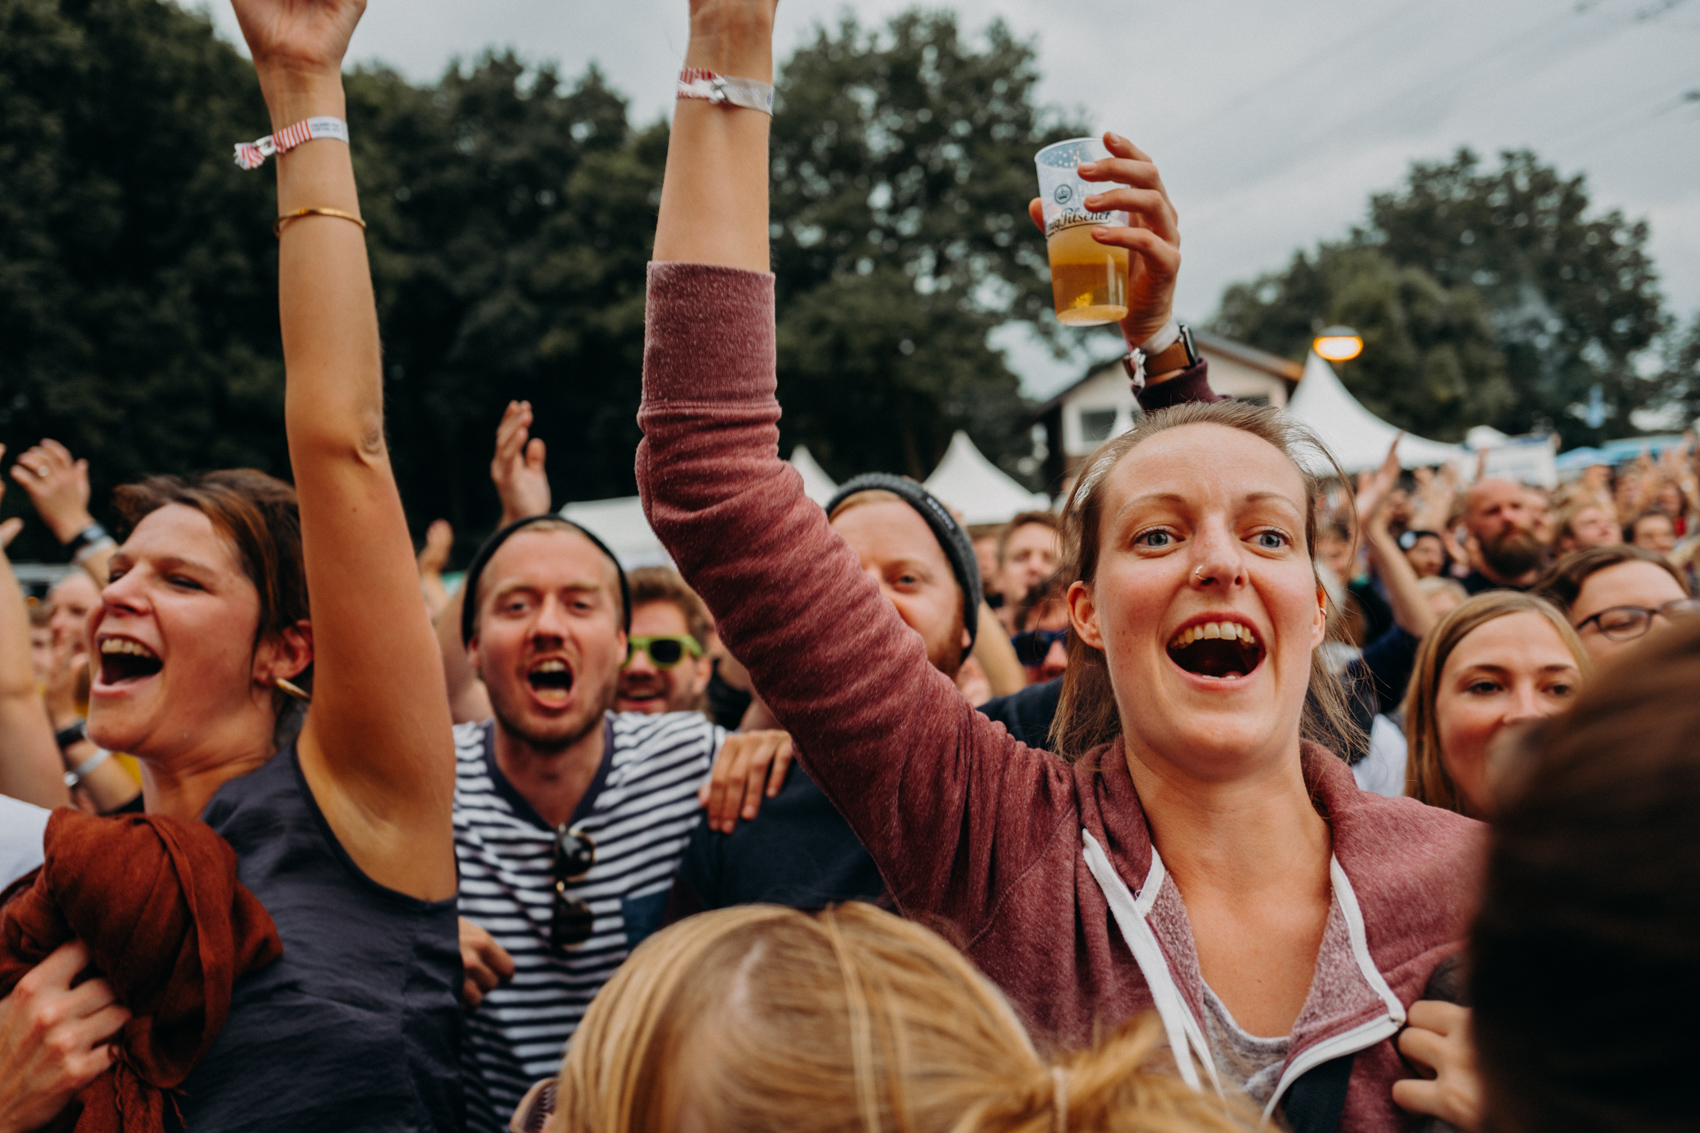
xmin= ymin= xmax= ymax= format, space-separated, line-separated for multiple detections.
xmin=0 ymin=1 xmax=462 ymax=1130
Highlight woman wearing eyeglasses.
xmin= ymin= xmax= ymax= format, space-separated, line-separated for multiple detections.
xmin=1404 ymin=592 xmax=1590 ymax=818
xmin=1535 ymin=545 xmax=1700 ymax=666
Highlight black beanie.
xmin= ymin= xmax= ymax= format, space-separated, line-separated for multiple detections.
xmin=459 ymin=514 xmax=631 ymax=646
xmin=825 ymin=474 xmax=981 ymax=660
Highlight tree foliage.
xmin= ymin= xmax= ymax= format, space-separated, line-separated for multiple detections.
xmin=1 ymin=0 xmax=1070 ymax=559
xmin=769 ymin=12 xmax=1082 ymax=480
xmin=0 ymin=0 xmax=277 ymax=561
xmin=1213 ymin=149 xmax=1669 ymax=446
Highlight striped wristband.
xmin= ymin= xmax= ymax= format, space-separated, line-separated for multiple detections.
xmin=676 ymin=68 xmax=774 ymax=114
xmin=234 ymin=116 xmax=350 ymax=170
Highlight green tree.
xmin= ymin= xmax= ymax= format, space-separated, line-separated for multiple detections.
xmin=1215 ymin=245 xmax=1511 ymax=442
xmin=1655 ymin=311 xmax=1700 ymax=424
xmin=0 ymin=0 xmax=278 ymax=561
xmin=769 ymin=12 xmax=1082 ymax=481
xmin=1213 ymin=149 xmax=1667 ymax=446
xmin=345 ymin=57 xmax=667 ymax=545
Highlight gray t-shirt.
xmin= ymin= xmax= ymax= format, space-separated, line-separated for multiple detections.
xmin=1200 ymin=979 xmax=1292 ymax=1108
xmin=0 ymin=796 xmax=48 ymax=886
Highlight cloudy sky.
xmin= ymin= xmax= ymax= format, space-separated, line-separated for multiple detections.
xmin=208 ymin=0 xmax=1700 ymax=395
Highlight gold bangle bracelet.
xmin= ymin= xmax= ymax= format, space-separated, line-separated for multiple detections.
xmin=274 ymin=207 xmax=367 ymax=238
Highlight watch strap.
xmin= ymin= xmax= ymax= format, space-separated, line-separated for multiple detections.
xmin=55 ymin=719 xmax=88 ymax=751
xmin=1122 ymin=323 xmax=1199 ymax=389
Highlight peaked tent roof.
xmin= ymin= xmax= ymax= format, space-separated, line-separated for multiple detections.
xmin=789 ymin=445 xmax=839 ymax=506
xmin=923 ymin=430 xmax=1051 ymax=527
xmin=558 ymin=448 xmax=847 ymax=567
xmin=1282 ymin=352 xmax=1464 ymax=474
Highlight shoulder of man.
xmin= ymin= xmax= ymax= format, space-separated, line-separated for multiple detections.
xmin=608 ymin=711 xmax=723 ymax=769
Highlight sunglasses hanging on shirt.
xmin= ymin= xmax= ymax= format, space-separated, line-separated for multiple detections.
xmin=550 ymin=826 xmax=597 ymax=953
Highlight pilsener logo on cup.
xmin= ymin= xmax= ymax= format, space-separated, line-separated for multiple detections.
xmin=1035 ymin=137 xmax=1130 ymax=327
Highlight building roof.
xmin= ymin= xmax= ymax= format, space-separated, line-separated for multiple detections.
xmin=1028 ymin=328 xmax=1303 ymax=419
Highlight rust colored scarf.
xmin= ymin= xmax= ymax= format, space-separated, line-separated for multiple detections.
xmin=0 ymin=808 xmax=282 ymax=1132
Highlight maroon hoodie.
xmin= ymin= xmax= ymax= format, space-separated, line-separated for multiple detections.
xmin=637 ymin=262 xmax=1483 ymax=1130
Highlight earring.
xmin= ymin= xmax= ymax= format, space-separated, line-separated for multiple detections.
xmin=274 ymin=677 xmax=310 ymax=702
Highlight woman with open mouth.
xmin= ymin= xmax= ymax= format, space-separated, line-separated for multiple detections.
xmin=635 ymin=2 xmax=1484 ymax=1129
xmin=7 ymin=1 xmax=461 ymax=1129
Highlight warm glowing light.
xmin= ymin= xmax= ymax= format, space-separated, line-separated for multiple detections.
xmin=1313 ymin=326 xmax=1363 ymax=362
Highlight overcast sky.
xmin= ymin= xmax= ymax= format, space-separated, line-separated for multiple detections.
xmin=207 ymin=0 xmax=1700 ymax=396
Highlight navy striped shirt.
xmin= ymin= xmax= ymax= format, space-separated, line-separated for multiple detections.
xmin=453 ymin=712 xmax=722 ymax=1132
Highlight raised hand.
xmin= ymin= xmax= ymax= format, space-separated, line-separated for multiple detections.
xmin=8 ymin=439 xmax=95 ymax=546
xmin=1355 ymin=435 xmax=1403 ymax=531
xmin=228 ymin=0 xmax=364 ymax=82
xmin=490 ymin=401 xmax=551 ymax=527
xmin=1028 ymin=132 xmax=1180 ymax=348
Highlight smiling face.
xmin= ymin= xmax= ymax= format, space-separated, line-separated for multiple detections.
xmin=616 ymin=600 xmax=711 ymax=714
xmin=47 ymin=571 xmax=101 ymax=654
xmin=1433 ymin=611 xmax=1582 ymax=817
xmin=1570 ymin=559 xmax=1690 ymax=665
xmin=1067 ymin=423 xmax=1325 ymax=780
xmin=1002 ymin=522 xmax=1060 ymax=600
xmin=830 ymin=498 xmax=968 ymax=679
xmin=87 ymin=504 xmax=305 ymax=765
xmin=469 ymin=528 xmax=627 ymax=751
xmin=1404 ymin=533 xmax=1446 ymax=578
xmin=1561 ymin=504 xmax=1621 ymax=552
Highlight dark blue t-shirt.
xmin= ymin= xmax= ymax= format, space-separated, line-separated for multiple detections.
xmin=171 ymin=742 xmax=463 ymax=1133
xmin=670 ymin=679 xmax=1064 ymax=914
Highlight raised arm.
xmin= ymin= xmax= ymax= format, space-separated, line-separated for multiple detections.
xmin=0 ymin=455 xmax=69 ymax=810
xmin=1358 ymin=439 xmax=1436 ymax=640
xmin=230 ymin=0 xmax=454 ymax=901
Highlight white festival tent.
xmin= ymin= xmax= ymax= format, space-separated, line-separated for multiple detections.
xmin=556 ymin=446 xmax=840 ymax=567
xmin=1282 ymin=351 xmax=1465 ymax=475
xmin=922 ymin=430 xmax=1052 ymax=527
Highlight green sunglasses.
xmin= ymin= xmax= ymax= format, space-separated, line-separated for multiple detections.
xmin=624 ymin=635 xmax=703 ymax=670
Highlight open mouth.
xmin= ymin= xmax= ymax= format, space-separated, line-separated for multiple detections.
xmin=98 ymin=637 xmax=163 ymax=685
xmin=1167 ymin=620 xmax=1265 ymax=680
xmin=527 ymin=658 xmax=575 ymax=699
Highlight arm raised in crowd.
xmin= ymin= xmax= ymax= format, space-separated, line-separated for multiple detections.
xmin=8 ymin=441 xmax=113 ymax=587
xmin=0 ymin=452 xmax=69 ymax=810
xmin=1358 ymin=438 xmax=1437 ymax=640
xmin=640 ymin=0 xmax=1189 ymax=924
xmin=229 ymin=0 xmax=454 ymax=901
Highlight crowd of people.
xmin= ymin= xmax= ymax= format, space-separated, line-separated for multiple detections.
xmin=0 ymin=1 xmax=1695 ymax=1131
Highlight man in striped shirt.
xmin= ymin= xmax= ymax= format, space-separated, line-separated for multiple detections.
xmin=445 ymin=406 xmax=787 ymax=1132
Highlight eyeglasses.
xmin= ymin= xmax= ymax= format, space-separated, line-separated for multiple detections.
xmin=509 ymin=1077 xmax=557 ymax=1133
xmin=624 ymin=634 xmax=703 ymax=670
xmin=1574 ymin=598 xmax=1700 ymax=642
xmin=551 ymin=826 xmax=597 ymax=953
xmin=1011 ymin=628 xmax=1068 ymax=667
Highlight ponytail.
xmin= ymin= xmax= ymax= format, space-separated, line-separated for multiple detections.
xmin=958 ymin=1016 xmax=1258 ymax=1133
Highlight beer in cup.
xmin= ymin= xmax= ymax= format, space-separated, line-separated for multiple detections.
xmin=1035 ymin=138 xmax=1129 ymax=326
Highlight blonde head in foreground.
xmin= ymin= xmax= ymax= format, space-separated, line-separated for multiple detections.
xmin=552 ymin=902 xmax=1256 ymax=1133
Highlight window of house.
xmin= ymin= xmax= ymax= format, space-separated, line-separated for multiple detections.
xmin=1079 ymin=408 xmax=1118 ymax=443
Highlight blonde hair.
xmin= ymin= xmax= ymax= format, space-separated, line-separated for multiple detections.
xmin=556 ymin=903 xmax=1256 ymax=1133
xmin=1050 ymin=399 xmax=1361 ymax=760
xmin=1403 ymin=590 xmax=1591 ymax=813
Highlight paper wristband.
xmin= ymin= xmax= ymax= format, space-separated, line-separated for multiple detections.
xmin=234 ymin=117 xmax=349 ymax=170
xmin=676 ymin=68 xmax=774 ymax=115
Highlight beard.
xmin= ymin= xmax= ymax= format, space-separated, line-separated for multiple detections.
xmin=1480 ymin=527 xmax=1547 ymax=580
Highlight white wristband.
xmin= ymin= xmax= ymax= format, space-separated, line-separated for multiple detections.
xmin=676 ymin=69 xmax=774 ymax=114
xmin=64 ymin=747 xmax=111 ymax=789
xmin=1136 ymin=320 xmax=1181 ymax=357
xmin=234 ymin=116 xmax=350 ymax=170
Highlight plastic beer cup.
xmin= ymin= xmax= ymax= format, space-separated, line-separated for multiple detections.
xmin=1035 ymin=138 xmax=1129 ymax=326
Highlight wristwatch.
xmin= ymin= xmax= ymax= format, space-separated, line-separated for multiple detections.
xmin=1121 ymin=322 xmax=1199 ymax=389
xmin=55 ymin=720 xmax=88 ymax=751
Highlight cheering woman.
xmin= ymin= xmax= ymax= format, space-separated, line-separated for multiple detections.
xmin=1 ymin=1 xmax=461 ymax=1129
xmin=636 ymin=1 xmax=1483 ymax=1129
